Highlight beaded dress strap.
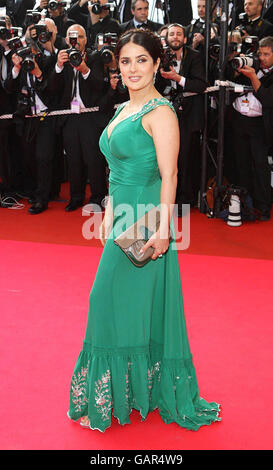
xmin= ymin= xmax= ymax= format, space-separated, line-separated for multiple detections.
xmin=131 ymin=98 xmax=176 ymax=121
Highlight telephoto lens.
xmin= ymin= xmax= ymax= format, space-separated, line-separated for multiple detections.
xmin=231 ymin=54 xmax=260 ymax=71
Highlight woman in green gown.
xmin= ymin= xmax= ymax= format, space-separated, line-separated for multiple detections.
xmin=67 ymin=29 xmax=221 ymax=433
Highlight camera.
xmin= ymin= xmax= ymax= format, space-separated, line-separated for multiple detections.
xmin=30 ymin=24 xmax=52 ymax=43
xmin=0 ymin=21 xmax=22 ymax=40
xmin=241 ymin=35 xmax=259 ymax=54
xmin=170 ymin=90 xmax=184 ymax=113
xmin=208 ymin=43 xmax=221 ymax=60
xmin=161 ymin=46 xmax=177 ymax=71
xmin=194 ymin=23 xmax=205 ymax=37
xmin=88 ymin=1 xmax=115 ymax=15
xmin=231 ymin=54 xmax=260 ymax=71
xmin=97 ymin=32 xmax=118 ymax=64
xmin=231 ymin=36 xmax=260 ymax=71
xmin=48 ymin=0 xmax=67 ymax=10
xmin=16 ymin=46 xmax=36 ymax=72
xmin=66 ymin=31 xmax=82 ymax=67
xmin=237 ymin=12 xmax=249 ymax=36
xmin=7 ymin=37 xmax=37 ymax=72
xmin=0 ymin=19 xmax=10 ymax=40
xmin=25 ymin=10 xmax=42 ymax=27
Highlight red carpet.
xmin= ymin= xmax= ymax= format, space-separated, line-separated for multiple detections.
xmin=0 ymin=237 xmax=272 ymax=450
xmin=0 ymin=182 xmax=272 ymax=259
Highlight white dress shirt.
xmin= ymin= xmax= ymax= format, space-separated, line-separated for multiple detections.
xmin=55 ymin=63 xmax=90 ymax=111
xmin=233 ymin=68 xmax=273 ymax=117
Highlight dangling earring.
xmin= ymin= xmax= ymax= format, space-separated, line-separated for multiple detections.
xmin=153 ymin=70 xmax=157 ymax=85
xmin=121 ymin=75 xmax=126 ymax=88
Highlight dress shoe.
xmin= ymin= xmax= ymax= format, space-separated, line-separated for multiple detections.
xmin=259 ymin=213 xmax=270 ymax=222
xmin=65 ymin=200 xmax=83 ymax=212
xmin=28 ymin=197 xmax=37 ymax=204
xmin=28 ymin=202 xmax=48 ymax=215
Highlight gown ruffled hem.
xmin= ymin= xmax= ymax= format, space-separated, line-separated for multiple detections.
xmin=67 ymin=340 xmax=221 ymax=433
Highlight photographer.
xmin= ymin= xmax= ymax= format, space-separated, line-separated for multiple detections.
xmin=0 ymin=0 xmax=35 ymax=27
xmin=47 ymin=24 xmax=108 ymax=211
xmin=186 ymin=0 xmax=219 ymax=63
xmin=4 ymin=18 xmax=59 ymax=213
xmin=229 ymin=35 xmax=273 ymax=221
xmin=120 ymin=0 xmax=162 ymax=33
xmin=35 ymin=0 xmax=76 ymax=49
xmin=236 ymin=0 xmax=273 ymax=39
xmin=0 ymin=15 xmax=19 ymax=198
xmin=68 ymin=0 xmax=121 ymax=47
xmin=93 ymin=31 xmax=129 ymax=115
xmin=158 ymin=23 xmax=207 ymax=212
xmin=186 ymin=0 xmax=206 ymax=51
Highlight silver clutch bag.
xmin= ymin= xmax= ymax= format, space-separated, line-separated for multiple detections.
xmin=114 ymin=206 xmax=169 ymax=267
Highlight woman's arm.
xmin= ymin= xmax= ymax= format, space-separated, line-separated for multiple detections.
xmin=99 ymin=196 xmax=114 ymax=246
xmin=141 ymin=105 xmax=179 ymax=260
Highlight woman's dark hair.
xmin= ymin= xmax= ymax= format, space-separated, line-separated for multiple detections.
xmin=115 ymin=29 xmax=163 ymax=64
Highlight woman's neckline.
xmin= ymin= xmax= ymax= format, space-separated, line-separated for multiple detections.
xmin=107 ymin=97 xmax=167 ymax=141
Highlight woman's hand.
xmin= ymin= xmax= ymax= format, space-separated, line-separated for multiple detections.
xmin=140 ymin=229 xmax=170 ymax=261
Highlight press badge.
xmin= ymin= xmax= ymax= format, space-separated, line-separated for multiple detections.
xmin=71 ymin=99 xmax=81 ymax=114
xmin=241 ymin=97 xmax=249 ymax=112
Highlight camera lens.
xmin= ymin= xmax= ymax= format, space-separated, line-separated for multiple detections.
xmin=91 ymin=3 xmax=102 ymax=14
xmin=69 ymin=50 xmax=82 ymax=67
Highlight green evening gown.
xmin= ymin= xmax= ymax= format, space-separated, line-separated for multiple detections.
xmin=67 ymin=98 xmax=221 ymax=432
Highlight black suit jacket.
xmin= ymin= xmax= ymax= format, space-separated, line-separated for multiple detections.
xmin=0 ymin=47 xmax=17 ymax=114
xmin=254 ymin=69 xmax=273 ymax=147
xmin=120 ymin=19 xmax=162 ymax=33
xmin=86 ymin=14 xmax=121 ymax=47
xmin=157 ymin=46 xmax=207 ymax=131
xmin=0 ymin=0 xmax=35 ymax=26
xmin=46 ymin=51 xmax=104 ymax=110
xmin=241 ymin=16 xmax=273 ymax=39
xmin=4 ymin=51 xmax=58 ymax=111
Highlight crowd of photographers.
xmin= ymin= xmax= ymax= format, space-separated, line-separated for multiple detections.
xmin=0 ymin=0 xmax=272 ymax=220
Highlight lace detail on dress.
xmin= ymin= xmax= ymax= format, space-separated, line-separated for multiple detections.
xmin=71 ymin=361 xmax=90 ymax=413
xmin=94 ymin=370 xmax=112 ymax=421
xmin=131 ymin=98 xmax=175 ymax=121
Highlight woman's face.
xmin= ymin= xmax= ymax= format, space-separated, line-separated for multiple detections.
xmin=119 ymin=42 xmax=159 ymax=92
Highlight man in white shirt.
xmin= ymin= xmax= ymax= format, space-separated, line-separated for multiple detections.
xmin=230 ymin=36 xmax=273 ymax=220
xmin=120 ymin=0 xmax=162 ymax=33
xmin=158 ymin=23 xmax=207 ymax=211
xmin=5 ymin=18 xmax=59 ymax=213
xmin=48 ymin=24 xmax=108 ymax=212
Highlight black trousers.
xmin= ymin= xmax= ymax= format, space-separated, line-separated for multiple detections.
xmin=176 ymin=115 xmax=202 ymax=205
xmin=0 ymin=120 xmax=12 ymax=193
xmin=21 ymin=117 xmax=58 ymax=203
xmin=230 ymin=107 xmax=271 ymax=214
xmin=62 ymin=113 xmax=107 ymax=204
